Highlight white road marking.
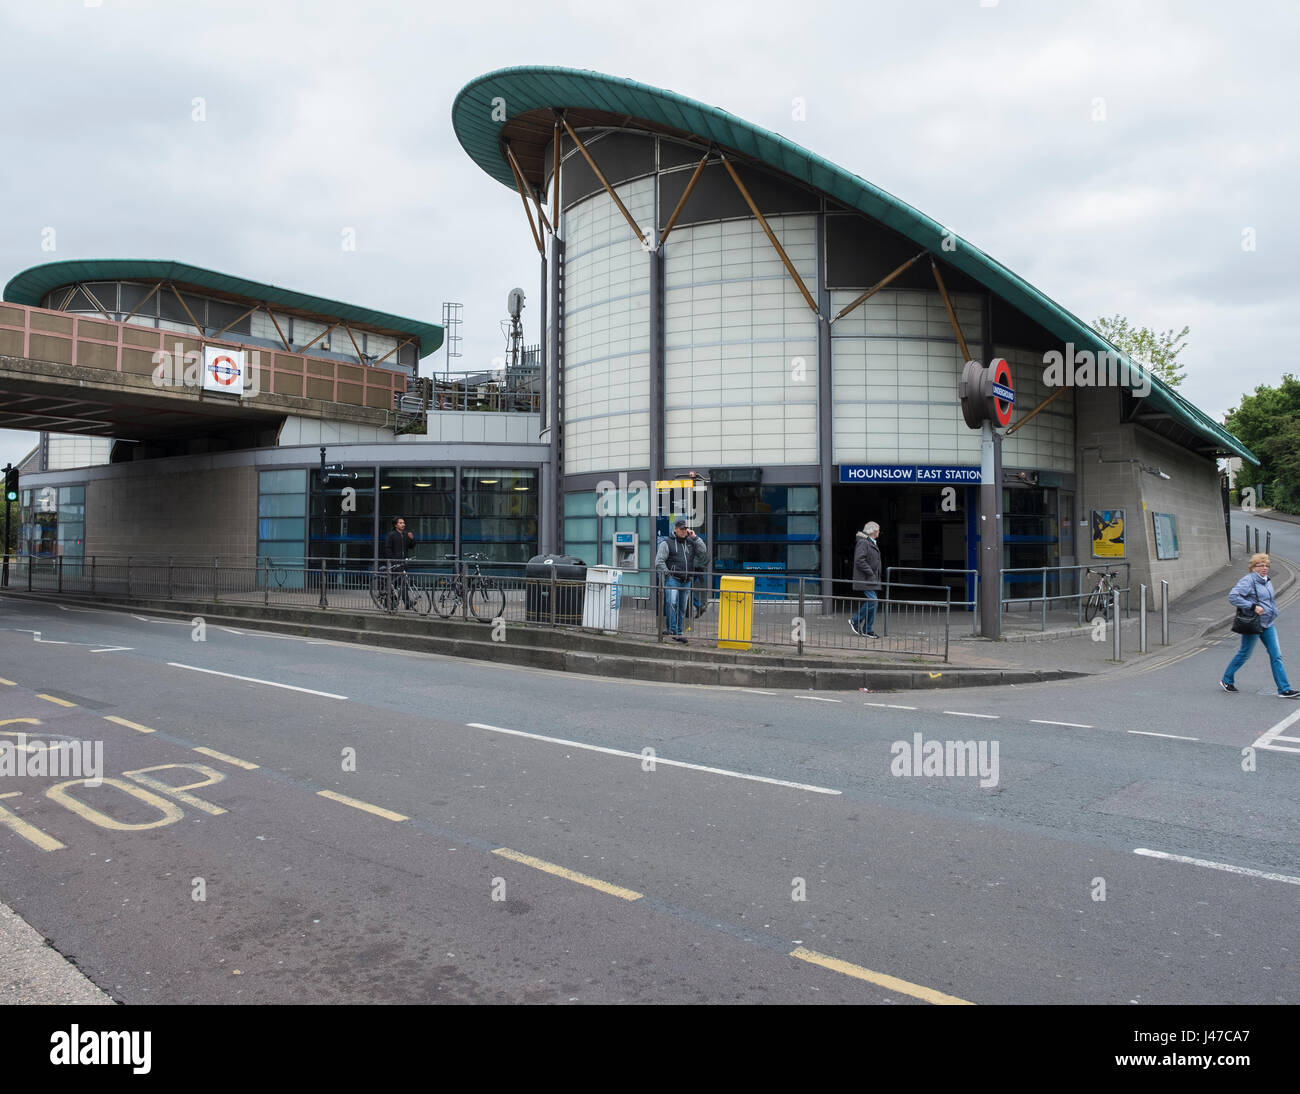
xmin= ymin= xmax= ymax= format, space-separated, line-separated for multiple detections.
xmin=1031 ymin=719 xmax=1092 ymax=728
xmin=796 ymin=696 xmax=841 ymax=703
xmin=942 ymin=711 xmax=999 ymax=719
xmin=1127 ymin=730 xmax=1199 ymax=741
xmin=740 ymin=689 xmax=778 ymax=696
xmin=1134 ymin=848 xmax=1300 ymax=886
xmin=1251 ymin=705 xmax=1300 ymax=755
xmin=865 ymin=702 xmax=917 ymax=710
xmin=167 ymin=663 xmax=347 ymax=699
xmin=90 ymin=647 xmax=133 ymax=653
xmin=465 ymin=723 xmax=840 ymax=796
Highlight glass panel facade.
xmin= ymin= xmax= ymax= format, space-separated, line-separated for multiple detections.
xmin=711 ymin=484 xmax=819 ymax=592
xmin=309 ymin=467 xmax=376 ymax=571
xmin=378 ymin=467 xmax=455 ymax=568
xmin=17 ymin=484 xmax=83 ymax=560
xmin=461 ymin=468 xmax=537 ymax=569
xmin=1002 ymin=486 xmax=1060 ymax=598
xmin=564 ymin=491 xmax=598 ymax=566
xmin=259 ymin=469 xmax=308 ymax=587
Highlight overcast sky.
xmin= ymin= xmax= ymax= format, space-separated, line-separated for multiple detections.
xmin=2 ymin=0 xmax=1296 ymax=470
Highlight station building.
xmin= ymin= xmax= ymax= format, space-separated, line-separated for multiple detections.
xmin=3 ymin=68 xmax=1254 ymax=611
xmin=452 ymin=66 xmax=1252 ymax=603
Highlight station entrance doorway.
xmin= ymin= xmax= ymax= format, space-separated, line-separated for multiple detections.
xmin=831 ymin=482 xmax=975 ymax=605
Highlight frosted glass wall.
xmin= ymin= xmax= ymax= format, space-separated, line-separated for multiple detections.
xmin=663 ymin=215 xmax=819 ymax=467
xmin=561 ymin=177 xmax=653 ymax=475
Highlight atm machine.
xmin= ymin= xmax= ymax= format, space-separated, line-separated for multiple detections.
xmin=612 ymin=531 xmax=638 ymax=570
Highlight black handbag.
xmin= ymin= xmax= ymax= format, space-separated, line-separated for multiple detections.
xmin=1232 ymin=604 xmax=1263 ymax=635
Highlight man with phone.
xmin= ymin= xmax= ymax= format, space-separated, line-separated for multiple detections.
xmin=656 ymin=518 xmax=708 ymax=643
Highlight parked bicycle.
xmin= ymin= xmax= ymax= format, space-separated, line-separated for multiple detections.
xmin=369 ymin=562 xmax=433 ymax=614
xmin=1084 ymin=567 xmax=1119 ymax=623
xmin=433 ymin=553 xmax=505 ymax=622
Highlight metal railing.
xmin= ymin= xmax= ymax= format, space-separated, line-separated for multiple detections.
xmin=998 ymin=563 xmax=1132 ymax=632
xmin=885 ymin=566 xmax=979 ymax=635
xmin=3 ymin=555 xmax=951 ymax=660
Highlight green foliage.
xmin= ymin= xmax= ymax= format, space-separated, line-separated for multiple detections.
xmin=1093 ymin=314 xmax=1190 ymax=388
xmin=1225 ymin=374 xmax=1300 ymax=513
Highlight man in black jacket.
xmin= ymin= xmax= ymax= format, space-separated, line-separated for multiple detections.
xmin=656 ymin=519 xmax=708 ymax=642
xmin=382 ymin=517 xmax=415 ymax=607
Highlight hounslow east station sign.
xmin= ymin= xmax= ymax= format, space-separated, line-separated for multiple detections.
xmin=840 ymin=465 xmax=982 ymax=484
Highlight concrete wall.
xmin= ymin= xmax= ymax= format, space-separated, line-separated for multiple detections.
xmin=1075 ymin=387 xmax=1229 ymax=606
xmin=277 ymin=412 xmax=541 ymax=447
xmin=85 ymin=461 xmax=257 ymax=559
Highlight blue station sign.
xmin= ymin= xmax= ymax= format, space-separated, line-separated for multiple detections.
xmin=839 ymin=465 xmax=983 ymax=484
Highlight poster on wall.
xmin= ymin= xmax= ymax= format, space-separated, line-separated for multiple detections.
xmin=1091 ymin=509 xmax=1125 ymax=558
xmin=1153 ymin=512 xmax=1180 ymax=560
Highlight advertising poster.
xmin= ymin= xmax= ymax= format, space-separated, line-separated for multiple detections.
xmin=1153 ymin=512 xmax=1180 ymax=560
xmin=1091 ymin=509 xmax=1125 ymax=558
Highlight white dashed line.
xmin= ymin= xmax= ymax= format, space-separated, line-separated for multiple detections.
xmin=1031 ymin=719 xmax=1092 ymax=728
xmin=1127 ymin=730 xmax=1199 ymax=741
xmin=796 ymin=696 xmax=841 ymax=703
xmin=1134 ymin=848 xmax=1300 ymax=886
xmin=865 ymin=703 xmax=917 ymax=710
xmin=465 ymin=723 xmax=840 ymax=796
xmin=942 ymin=711 xmax=999 ymax=719
xmin=167 ymin=663 xmax=347 ymax=699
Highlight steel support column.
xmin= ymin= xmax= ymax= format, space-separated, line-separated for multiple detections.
xmin=816 ymin=209 xmax=834 ymax=613
xmin=648 ymin=236 xmax=665 ymax=490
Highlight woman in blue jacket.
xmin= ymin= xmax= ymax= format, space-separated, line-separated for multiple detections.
xmin=1221 ymin=553 xmax=1300 ymax=697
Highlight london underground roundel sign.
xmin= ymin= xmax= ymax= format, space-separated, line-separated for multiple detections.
xmin=208 ymin=354 xmax=240 ymax=386
xmin=958 ymin=358 xmax=1015 ymax=429
xmin=989 ymin=357 xmax=1014 ymax=427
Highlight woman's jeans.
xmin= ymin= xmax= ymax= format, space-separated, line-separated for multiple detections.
xmin=851 ymin=590 xmax=878 ymax=632
xmin=1223 ymin=625 xmax=1292 ymax=692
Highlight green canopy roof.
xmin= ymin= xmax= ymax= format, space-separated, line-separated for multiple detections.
xmin=4 ymin=259 xmax=443 ymax=357
xmin=453 ymin=65 xmax=1253 ymax=463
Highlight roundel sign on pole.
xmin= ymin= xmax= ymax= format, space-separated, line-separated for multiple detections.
xmin=989 ymin=357 xmax=1014 ymax=427
xmin=958 ymin=358 xmax=1015 ymax=429
xmin=202 ymin=346 xmax=246 ymax=393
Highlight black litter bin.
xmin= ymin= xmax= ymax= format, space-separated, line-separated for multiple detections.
xmin=525 ymin=554 xmax=587 ymax=624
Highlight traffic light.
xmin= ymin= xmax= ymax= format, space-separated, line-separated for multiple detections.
xmin=3 ymin=466 xmax=16 ymax=504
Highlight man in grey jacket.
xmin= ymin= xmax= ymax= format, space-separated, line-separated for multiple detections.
xmin=656 ymin=519 xmax=709 ymax=642
xmin=850 ymin=521 xmax=882 ymax=638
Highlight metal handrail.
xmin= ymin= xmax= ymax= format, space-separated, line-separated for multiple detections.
xmin=885 ymin=566 xmax=979 ymax=635
xmin=998 ymin=563 xmax=1133 ymax=631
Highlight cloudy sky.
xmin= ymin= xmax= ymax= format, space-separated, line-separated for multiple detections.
xmin=2 ymin=0 xmax=1296 ymax=469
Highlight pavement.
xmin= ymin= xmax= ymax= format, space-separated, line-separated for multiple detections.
xmin=3 ymin=553 xmax=1293 ymax=692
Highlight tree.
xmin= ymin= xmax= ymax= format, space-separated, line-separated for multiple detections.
xmin=1224 ymin=374 xmax=1300 ymax=513
xmin=1092 ymin=314 xmax=1189 ymax=388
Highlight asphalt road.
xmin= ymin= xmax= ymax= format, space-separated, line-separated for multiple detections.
xmin=1 ymin=553 xmax=1297 ymax=1004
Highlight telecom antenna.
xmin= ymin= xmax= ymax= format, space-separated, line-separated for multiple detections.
xmin=441 ymin=301 xmax=463 ymax=382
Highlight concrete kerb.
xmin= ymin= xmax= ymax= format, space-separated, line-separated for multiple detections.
xmin=1 ymin=590 xmax=1085 ymax=692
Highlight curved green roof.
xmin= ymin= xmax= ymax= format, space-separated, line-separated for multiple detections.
xmin=453 ymin=65 xmax=1253 ymax=463
xmin=4 ymin=259 xmax=443 ymax=357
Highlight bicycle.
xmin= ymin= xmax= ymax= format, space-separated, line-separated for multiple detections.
xmin=433 ymin=553 xmax=506 ymax=622
xmin=1084 ymin=567 xmax=1119 ymax=623
xmin=369 ymin=563 xmax=433 ymax=614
